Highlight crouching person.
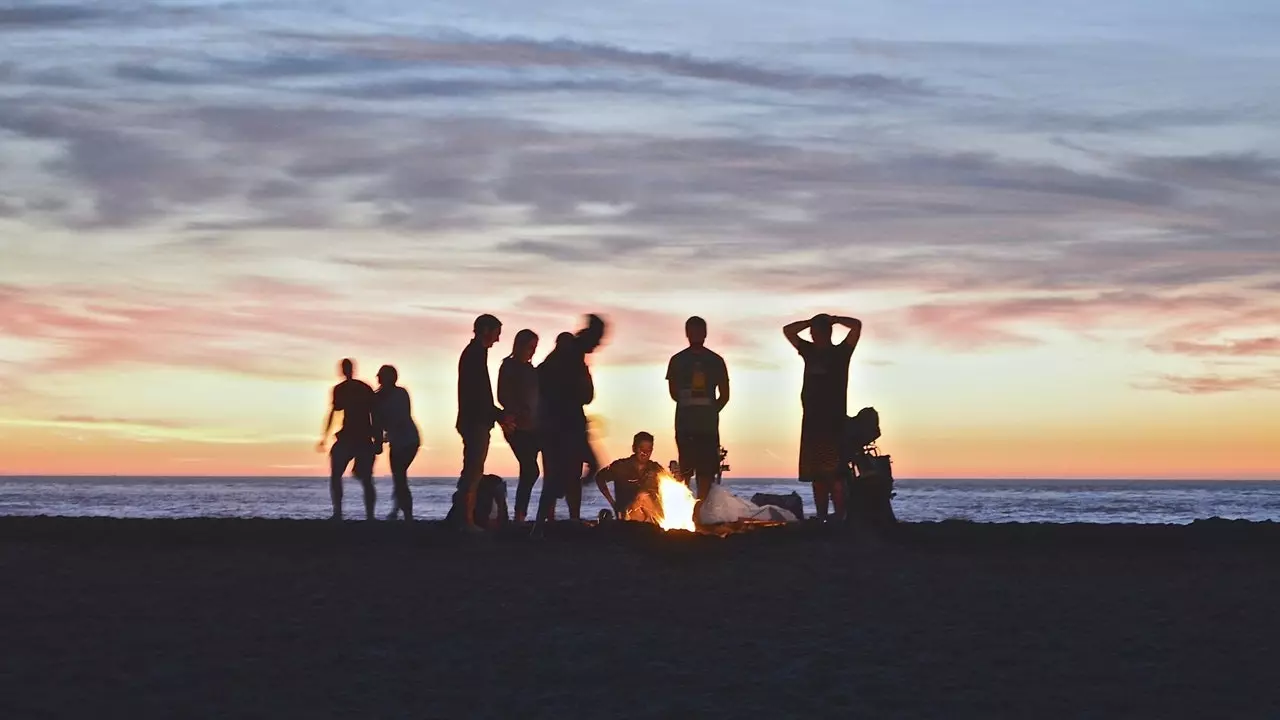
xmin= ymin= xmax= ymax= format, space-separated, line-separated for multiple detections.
xmin=596 ymin=432 xmax=664 ymax=523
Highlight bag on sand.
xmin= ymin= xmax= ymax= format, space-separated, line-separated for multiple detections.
xmin=849 ymin=453 xmax=896 ymax=528
xmin=750 ymin=492 xmax=805 ymax=521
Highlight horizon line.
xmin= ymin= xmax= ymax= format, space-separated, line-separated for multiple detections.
xmin=1 ymin=475 xmax=1277 ymax=482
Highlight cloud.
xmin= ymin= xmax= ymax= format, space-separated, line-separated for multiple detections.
xmin=301 ymin=33 xmax=931 ymax=98
xmin=1135 ymin=372 xmax=1280 ymax=395
xmin=1151 ymin=337 xmax=1280 ymax=357
xmin=888 ymin=291 xmax=1262 ymax=350
xmin=52 ymin=415 xmax=191 ymax=429
xmin=0 ymin=5 xmax=106 ymax=28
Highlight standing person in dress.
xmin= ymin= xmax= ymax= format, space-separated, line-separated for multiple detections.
xmin=455 ymin=314 xmax=512 ymax=533
xmin=498 ymin=329 xmax=541 ymax=524
xmin=316 ymin=358 xmax=378 ymax=521
xmin=783 ymin=313 xmax=862 ymax=520
xmin=665 ymin=316 xmax=730 ymax=500
xmin=375 ymin=364 xmax=421 ymax=522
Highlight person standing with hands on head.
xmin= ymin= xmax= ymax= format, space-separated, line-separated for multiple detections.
xmin=455 ymin=314 xmax=513 ymax=534
xmin=498 ymin=329 xmax=541 ymax=524
xmin=783 ymin=313 xmax=862 ymax=521
xmin=317 ymin=358 xmax=379 ymax=522
xmin=666 ymin=316 xmax=730 ymax=500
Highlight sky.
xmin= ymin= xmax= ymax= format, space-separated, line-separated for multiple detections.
xmin=1 ymin=0 xmax=1278 ymax=479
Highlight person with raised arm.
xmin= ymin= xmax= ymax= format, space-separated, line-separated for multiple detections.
xmin=317 ymin=358 xmax=379 ymax=521
xmin=783 ymin=313 xmax=862 ymax=521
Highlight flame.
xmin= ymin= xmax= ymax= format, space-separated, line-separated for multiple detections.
xmin=655 ymin=472 xmax=697 ymax=531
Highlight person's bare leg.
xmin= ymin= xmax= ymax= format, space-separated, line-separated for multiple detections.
xmin=464 ymin=475 xmax=480 ymax=530
xmin=566 ymin=465 xmax=583 ymax=521
xmin=329 ymin=452 xmax=345 ymax=520
xmin=813 ymin=479 xmax=831 ymax=519
xmin=830 ymin=477 xmax=846 ymax=521
xmin=359 ymin=473 xmax=375 ymax=521
xmin=696 ymin=472 xmax=713 ymax=500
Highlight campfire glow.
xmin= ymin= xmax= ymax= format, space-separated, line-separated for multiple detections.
xmin=655 ymin=472 xmax=697 ymax=531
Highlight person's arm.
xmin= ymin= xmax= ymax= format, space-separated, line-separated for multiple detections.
xmin=716 ymin=357 xmax=730 ymax=412
xmin=783 ymin=319 xmax=811 ymax=351
xmin=596 ymin=465 xmax=617 ymax=511
xmin=665 ymin=356 xmax=679 ymax=403
xmin=496 ymin=361 xmax=512 ymax=412
xmin=316 ymin=388 xmax=336 ymax=452
xmin=581 ymin=364 xmax=595 ymax=406
xmin=833 ymin=316 xmax=863 ymax=349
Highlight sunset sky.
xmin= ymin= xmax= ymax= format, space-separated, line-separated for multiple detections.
xmin=1 ymin=0 xmax=1278 ymax=479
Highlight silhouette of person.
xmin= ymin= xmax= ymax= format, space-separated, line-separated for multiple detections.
xmin=532 ymin=315 xmax=606 ymax=534
xmin=375 ymin=364 xmax=420 ymax=522
xmin=498 ymin=329 xmax=541 ymax=524
xmin=783 ymin=313 xmax=862 ymax=520
xmin=455 ymin=314 xmax=512 ymax=533
xmin=596 ymin=431 xmax=664 ymax=523
xmin=316 ymin=358 xmax=378 ymax=521
xmin=666 ymin=316 xmax=730 ymax=500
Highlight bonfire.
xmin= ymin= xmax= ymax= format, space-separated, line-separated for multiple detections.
xmin=654 ymin=472 xmax=697 ymax=531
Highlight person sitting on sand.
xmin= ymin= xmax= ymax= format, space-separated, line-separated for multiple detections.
xmin=375 ymin=364 xmax=420 ymax=522
xmin=317 ymin=358 xmax=379 ymax=521
xmin=596 ymin=432 xmax=665 ymax=523
xmin=783 ymin=313 xmax=862 ymax=521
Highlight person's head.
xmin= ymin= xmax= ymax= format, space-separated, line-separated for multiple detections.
xmin=632 ymin=431 xmax=655 ymax=461
xmin=511 ymin=329 xmax=538 ymax=362
xmin=340 ymin=358 xmax=354 ymax=379
xmin=810 ymin=313 xmax=833 ymax=345
xmin=376 ymin=364 xmax=398 ymax=388
xmin=473 ymin=314 xmax=502 ymax=348
xmin=685 ymin=316 xmax=707 ymax=348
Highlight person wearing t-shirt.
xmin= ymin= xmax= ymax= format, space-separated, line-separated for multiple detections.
xmin=783 ymin=313 xmax=862 ymax=520
xmin=665 ymin=316 xmax=729 ymax=500
xmin=596 ymin=432 xmax=664 ymax=523
xmin=316 ymin=358 xmax=379 ymax=521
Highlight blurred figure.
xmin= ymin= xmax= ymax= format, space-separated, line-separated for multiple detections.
xmin=375 ymin=364 xmax=420 ymax=521
xmin=666 ymin=316 xmax=729 ymax=500
xmin=316 ymin=358 xmax=378 ymax=521
xmin=498 ymin=329 xmax=541 ymax=523
xmin=455 ymin=314 xmax=513 ymax=533
xmin=596 ymin=431 xmax=664 ymax=523
xmin=532 ymin=314 xmax=606 ymax=535
xmin=783 ymin=313 xmax=862 ymax=520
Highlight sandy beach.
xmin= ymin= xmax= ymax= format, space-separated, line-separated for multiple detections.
xmin=2 ymin=517 xmax=1278 ymax=718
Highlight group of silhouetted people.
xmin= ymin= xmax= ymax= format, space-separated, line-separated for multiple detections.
xmin=317 ymin=310 xmax=862 ymax=530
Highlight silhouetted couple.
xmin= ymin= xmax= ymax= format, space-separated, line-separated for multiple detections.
xmin=317 ymin=358 xmax=421 ymax=521
xmin=784 ymin=313 xmax=862 ymax=520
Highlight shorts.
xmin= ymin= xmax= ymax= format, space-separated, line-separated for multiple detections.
xmin=331 ymin=436 xmax=375 ymax=480
xmin=676 ymin=432 xmax=720 ymax=482
xmin=460 ymin=428 xmax=492 ymax=486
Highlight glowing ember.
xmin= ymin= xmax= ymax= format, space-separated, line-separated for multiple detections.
xmin=655 ymin=472 xmax=697 ymax=531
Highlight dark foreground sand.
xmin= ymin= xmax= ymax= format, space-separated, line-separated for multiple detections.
xmin=2 ymin=517 xmax=1278 ymax=719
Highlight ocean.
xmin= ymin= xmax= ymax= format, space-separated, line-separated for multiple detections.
xmin=1 ymin=477 xmax=1278 ymax=524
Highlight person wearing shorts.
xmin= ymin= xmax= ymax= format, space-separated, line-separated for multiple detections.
xmin=317 ymin=358 xmax=378 ymax=521
xmin=666 ymin=316 xmax=729 ymax=500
